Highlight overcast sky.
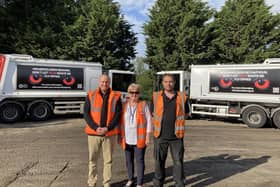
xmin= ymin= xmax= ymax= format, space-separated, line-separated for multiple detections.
xmin=114 ymin=0 xmax=280 ymax=57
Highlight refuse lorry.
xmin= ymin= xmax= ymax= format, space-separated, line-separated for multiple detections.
xmin=0 ymin=54 xmax=135 ymax=123
xmin=156 ymin=59 xmax=280 ymax=128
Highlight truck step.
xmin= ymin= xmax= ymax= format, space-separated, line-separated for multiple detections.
xmin=53 ymin=101 xmax=84 ymax=114
xmin=192 ymin=104 xmax=240 ymax=117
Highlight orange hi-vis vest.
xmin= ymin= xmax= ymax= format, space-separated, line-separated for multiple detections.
xmin=120 ymin=101 xmax=147 ymax=149
xmin=152 ymin=91 xmax=186 ymax=139
xmin=85 ymin=89 xmax=121 ymax=136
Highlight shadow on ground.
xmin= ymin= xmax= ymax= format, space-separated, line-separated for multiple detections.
xmin=112 ymin=154 xmax=270 ymax=187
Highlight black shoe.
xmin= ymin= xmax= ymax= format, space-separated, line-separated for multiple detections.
xmin=124 ymin=180 xmax=134 ymax=187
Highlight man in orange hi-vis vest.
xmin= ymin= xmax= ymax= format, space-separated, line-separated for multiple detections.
xmin=84 ymin=74 xmax=122 ymax=187
xmin=151 ymin=74 xmax=189 ymax=187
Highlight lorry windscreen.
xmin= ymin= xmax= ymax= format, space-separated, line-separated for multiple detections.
xmin=111 ymin=73 xmax=136 ymax=92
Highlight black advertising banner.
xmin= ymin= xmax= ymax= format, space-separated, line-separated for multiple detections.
xmin=209 ymin=69 xmax=280 ymax=94
xmin=17 ymin=65 xmax=84 ymax=90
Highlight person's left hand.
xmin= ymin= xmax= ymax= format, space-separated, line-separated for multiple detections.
xmin=100 ymin=127 xmax=108 ymax=135
xmin=145 ymin=136 xmax=150 ymax=146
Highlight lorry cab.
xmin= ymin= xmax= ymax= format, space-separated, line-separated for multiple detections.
xmin=108 ymin=69 xmax=136 ymax=101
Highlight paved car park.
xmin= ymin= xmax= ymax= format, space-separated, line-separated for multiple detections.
xmin=0 ymin=117 xmax=280 ymax=187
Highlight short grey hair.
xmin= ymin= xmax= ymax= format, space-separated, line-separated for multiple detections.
xmin=99 ymin=74 xmax=111 ymax=82
xmin=127 ymin=83 xmax=141 ymax=93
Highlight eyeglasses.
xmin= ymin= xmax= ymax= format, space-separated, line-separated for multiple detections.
xmin=129 ymin=91 xmax=140 ymax=95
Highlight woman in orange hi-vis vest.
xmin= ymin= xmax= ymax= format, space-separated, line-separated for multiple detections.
xmin=119 ymin=83 xmax=152 ymax=187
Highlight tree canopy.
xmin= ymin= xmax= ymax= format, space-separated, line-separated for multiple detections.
xmin=144 ymin=0 xmax=280 ymax=72
xmin=1 ymin=0 xmax=280 ymax=71
xmin=0 ymin=0 xmax=78 ymax=57
xmin=70 ymin=0 xmax=137 ymax=69
xmin=0 ymin=0 xmax=137 ymax=70
xmin=144 ymin=0 xmax=215 ymax=71
xmin=211 ymin=0 xmax=280 ymax=64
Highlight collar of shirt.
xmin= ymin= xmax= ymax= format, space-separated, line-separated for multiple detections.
xmin=162 ymin=90 xmax=177 ymax=100
xmin=99 ymin=88 xmax=110 ymax=98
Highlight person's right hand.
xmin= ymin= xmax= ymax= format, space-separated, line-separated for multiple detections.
xmin=96 ymin=127 xmax=104 ymax=135
xmin=101 ymin=127 xmax=108 ymax=134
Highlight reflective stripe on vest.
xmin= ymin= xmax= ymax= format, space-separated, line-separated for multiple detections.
xmin=137 ymin=134 xmax=146 ymax=140
xmin=175 ymin=125 xmax=185 ymax=131
xmin=153 ymin=124 xmax=161 ymax=131
xmin=177 ymin=115 xmax=185 ymax=120
xmin=138 ymin=124 xmax=146 ymax=129
xmin=179 ymin=92 xmax=185 ymax=114
xmin=153 ymin=91 xmax=162 ymax=137
xmin=90 ymin=91 xmax=96 ymax=112
xmin=111 ymin=96 xmax=117 ymax=113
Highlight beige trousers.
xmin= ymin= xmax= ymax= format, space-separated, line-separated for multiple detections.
xmin=87 ymin=135 xmax=115 ymax=187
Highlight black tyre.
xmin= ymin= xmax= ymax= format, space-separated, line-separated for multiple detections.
xmin=242 ymin=106 xmax=267 ymax=128
xmin=272 ymin=110 xmax=280 ymax=129
xmin=189 ymin=114 xmax=200 ymax=120
xmin=28 ymin=102 xmax=52 ymax=121
xmin=0 ymin=102 xmax=24 ymax=123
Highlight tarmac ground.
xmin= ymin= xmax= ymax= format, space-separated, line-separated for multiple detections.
xmin=0 ymin=116 xmax=280 ymax=187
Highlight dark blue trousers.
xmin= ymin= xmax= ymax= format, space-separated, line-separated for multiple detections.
xmin=124 ymin=144 xmax=146 ymax=185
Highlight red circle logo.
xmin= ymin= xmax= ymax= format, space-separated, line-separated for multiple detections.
xmin=29 ymin=74 xmax=42 ymax=84
xmin=254 ymin=79 xmax=270 ymax=90
xmin=219 ymin=78 xmax=232 ymax=88
xmin=63 ymin=76 xmax=75 ymax=86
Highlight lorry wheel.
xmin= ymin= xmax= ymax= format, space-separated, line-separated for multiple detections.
xmin=242 ymin=106 xmax=267 ymax=128
xmin=272 ymin=111 xmax=280 ymax=128
xmin=28 ymin=102 xmax=51 ymax=121
xmin=0 ymin=102 xmax=24 ymax=123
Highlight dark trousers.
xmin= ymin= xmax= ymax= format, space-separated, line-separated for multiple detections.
xmin=125 ymin=144 xmax=146 ymax=185
xmin=153 ymin=138 xmax=185 ymax=187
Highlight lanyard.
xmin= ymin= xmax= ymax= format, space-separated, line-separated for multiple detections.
xmin=129 ymin=104 xmax=137 ymax=125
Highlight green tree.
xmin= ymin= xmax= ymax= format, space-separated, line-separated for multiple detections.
xmin=0 ymin=0 xmax=137 ymax=69
xmin=0 ymin=0 xmax=12 ymax=52
xmin=71 ymin=0 xmax=137 ymax=69
xmin=134 ymin=57 xmax=154 ymax=101
xmin=0 ymin=0 xmax=78 ymax=58
xmin=211 ymin=0 xmax=280 ymax=64
xmin=144 ymin=0 xmax=214 ymax=72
